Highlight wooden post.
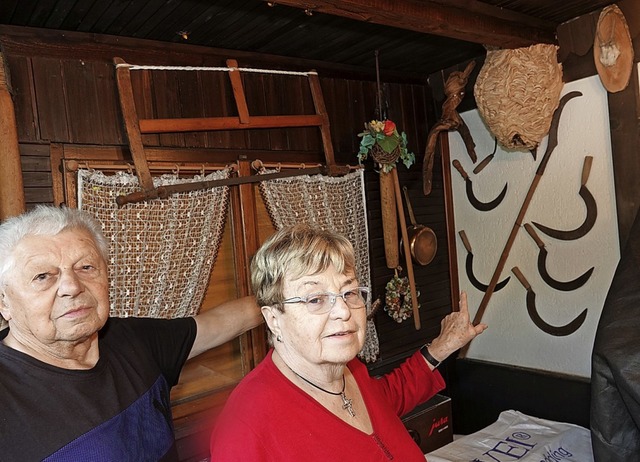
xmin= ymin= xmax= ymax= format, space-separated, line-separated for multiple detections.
xmin=113 ymin=57 xmax=155 ymax=192
xmin=392 ymin=168 xmax=421 ymax=330
xmin=0 ymin=53 xmax=25 ymax=219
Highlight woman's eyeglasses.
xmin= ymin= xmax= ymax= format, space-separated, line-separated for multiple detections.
xmin=282 ymin=287 xmax=370 ymax=314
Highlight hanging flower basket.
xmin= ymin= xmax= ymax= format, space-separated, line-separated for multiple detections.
xmin=357 ymin=120 xmax=415 ymax=173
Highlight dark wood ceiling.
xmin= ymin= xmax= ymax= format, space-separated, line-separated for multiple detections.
xmin=0 ymin=0 xmax=614 ymax=77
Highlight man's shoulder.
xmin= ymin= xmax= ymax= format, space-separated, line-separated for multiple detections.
xmin=100 ymin=316 xmax=195 ymax=337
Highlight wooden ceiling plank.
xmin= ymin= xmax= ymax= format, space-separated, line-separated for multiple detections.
xmin=263 ymin=0 xmax=557 ymax=48
xmin=11 ymin=0 xmax=46 ymax=27
xmin=60 ymin=0 xmax=100 ymax=30
xmin=43 ymin=0 xmax=78 ymax=29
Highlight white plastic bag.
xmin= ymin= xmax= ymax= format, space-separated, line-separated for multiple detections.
xmin=426 ymin=410 xmax=593 ymax=462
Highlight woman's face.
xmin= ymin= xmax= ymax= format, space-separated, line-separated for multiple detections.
xmin=264 ymin=264 xmax=367 ymax=369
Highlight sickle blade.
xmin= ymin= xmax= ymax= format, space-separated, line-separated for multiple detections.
xmin=466 ymin=253 xmax=510 ymax=292
xmin=466 ymin=179 xmax=508 ymax=212
xmin=537 ymin=248 xmax=595 ymax=291
xmin=532 ymin=185 xmax=597 ymax=240
xmin=525 ymin=289 xmax=588 ymax=336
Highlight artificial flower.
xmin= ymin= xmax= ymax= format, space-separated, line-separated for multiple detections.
xmin=357 ymin=119 xmax=415 ymax=173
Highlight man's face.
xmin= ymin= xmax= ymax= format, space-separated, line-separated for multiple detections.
xmin=0 ymin=228 xmax=110 ymax=348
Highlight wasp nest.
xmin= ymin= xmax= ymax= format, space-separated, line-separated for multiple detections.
xmin=474 ymin=44 xmax=563 ymax=151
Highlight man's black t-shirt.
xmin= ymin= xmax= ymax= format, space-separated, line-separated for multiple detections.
xmin=0 ymin=316 xmax=196 ymax=461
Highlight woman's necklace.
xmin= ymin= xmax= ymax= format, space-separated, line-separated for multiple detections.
xmin=286 ymin=365 xmax=356 ymax=417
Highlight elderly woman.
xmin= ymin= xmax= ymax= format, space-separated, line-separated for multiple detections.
xmin=210 ymin=224 xmax=486 ymax=461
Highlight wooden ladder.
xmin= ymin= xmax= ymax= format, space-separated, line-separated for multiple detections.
xmin=113 ymin=57 xmax=348 ymax=205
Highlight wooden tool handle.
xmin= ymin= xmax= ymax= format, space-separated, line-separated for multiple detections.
xmin=392 ymin=168 xmax=421 ymax=330
xmin=511 ymin=266 xmax=531 ymax=291
xmin=458 ymin=230 xmax=472 ymax=253
xmin=452 ymin=159 xmax=469 ymax=180
xmin=473 ymin=154 xmax=493 ymax=174
xmin=524 ymin=223 xmax=544 ymax=248
xmin=582 ymin=156 xmax=593 ymax=186
xmin=402 ymin=186 xmax=418 ymax=226
xmin=379 ymin=172 xmax=399 ymax=269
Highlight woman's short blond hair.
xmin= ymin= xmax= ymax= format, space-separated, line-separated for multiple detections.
xmin=251 ymin=224 xmax=356 ymax=311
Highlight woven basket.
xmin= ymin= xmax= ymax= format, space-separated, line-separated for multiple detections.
xmin=370 ymin=143 xmax=401 ymax=166
xmin=474 ymin=44 xmax=563 ymax=150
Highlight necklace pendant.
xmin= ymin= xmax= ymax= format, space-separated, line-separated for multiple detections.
xmin=341 ymin=392 xmax=356 ymax=417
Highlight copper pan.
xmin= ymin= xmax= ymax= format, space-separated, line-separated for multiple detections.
xmin=402 ymin=186 xmax=437 ymax=266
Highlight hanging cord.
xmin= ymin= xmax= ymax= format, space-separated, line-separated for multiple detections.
xmin=115 ymin=62 xmax=316 ymax=77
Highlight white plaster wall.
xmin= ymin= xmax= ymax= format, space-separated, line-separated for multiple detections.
xmin=448 ymin=75 xmax=620 ymax=378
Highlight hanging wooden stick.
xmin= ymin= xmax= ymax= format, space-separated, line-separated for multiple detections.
xmin=0 ymin=53 xmax=25 ymax=219
xmin=392 ymin=168 xmax=421 ymax=330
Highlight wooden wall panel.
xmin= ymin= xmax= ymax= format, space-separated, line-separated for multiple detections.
xmin=63 ymin=60 xmax=105 ymax=144
xmin=198 ymin=71 xmax=237 ymax=149
xmin=19 ymin=143 xmax=52 ymax=207
xmin=130 ymin=69 xmax=159 ymax=147
xmin=31 ymin=57 xmax=69 ymax=142
xmin=177 ymin=70 xmax=209 ymax=148
xmin=243 ymin=73 xmax=271 ymax=150
xmin=262 ymin=75 xmax=289 ymax=151
xmin=323 ymin=77 xmax=354 ymax=155
xmin=6 ymin=55 xmax=39 ymax=142
xmin=289 ymin=77 xmax=319 ymax=151
xmin=151 ymin=70 xmax=186 ymax=147
xmin=94 ymin=60 xmax=124 ymax=145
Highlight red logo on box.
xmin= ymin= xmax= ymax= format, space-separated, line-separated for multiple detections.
xmin=428 ymin=416 xmax=449 ymax=437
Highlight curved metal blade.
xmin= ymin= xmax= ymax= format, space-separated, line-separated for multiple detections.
xmin=532 ymin=185 xmax=597 ymax=240
xmin=525 ymin=289 xmax=588 ymax=336
xmin=537 ymin=248 xmax=595 ymax=291
xmin=465 ymin=179 xmax=508 ymax=212
xmin=466 ymin=253 xmax=510 ymax=293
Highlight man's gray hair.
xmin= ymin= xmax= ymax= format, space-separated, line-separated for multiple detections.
xmin=0 ymin=205 xmax=109 ymax=286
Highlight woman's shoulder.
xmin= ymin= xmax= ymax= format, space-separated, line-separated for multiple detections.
xmin=346 ymin=356 xmax=369 ymax=377
xmin=224 ymin=351 xmax=284 ymax=407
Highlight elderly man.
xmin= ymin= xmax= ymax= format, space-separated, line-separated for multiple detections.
xmin=0 ymin=205 xmax=262 ymax=461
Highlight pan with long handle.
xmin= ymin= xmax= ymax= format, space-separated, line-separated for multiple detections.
xmin=402 ymin=186 xmax=437 ymax=266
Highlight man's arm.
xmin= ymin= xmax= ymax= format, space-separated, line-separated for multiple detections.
xmin=190 ymin=295 xmax=263 ymax=359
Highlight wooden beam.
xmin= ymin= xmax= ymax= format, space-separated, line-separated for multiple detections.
xmin=138 ymin=114 xmax=324 ymax=134
xmin=265 ymin=0 xmax=557 ymax=48
xmin=0 ymin=53 xmax=26 ymax=219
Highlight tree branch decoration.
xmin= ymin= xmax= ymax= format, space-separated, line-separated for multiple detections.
xmin=423 ymin=61 xmax=477 ymax=195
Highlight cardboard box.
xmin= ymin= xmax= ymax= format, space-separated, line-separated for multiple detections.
xmin=402 ymin=394 xmax=453 ymax=454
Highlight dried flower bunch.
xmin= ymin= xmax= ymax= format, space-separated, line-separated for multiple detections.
xmin=357 ymin=120 xmax=415 ymax=173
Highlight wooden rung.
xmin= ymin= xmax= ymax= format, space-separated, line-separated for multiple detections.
xmin=139 ymin=114 xmax=324 ymax=134
xmin=307 ymin=71 xmax=337 ymax=170
xmin=114 ymin=57 xmax=154 ymax=191
xmin=226 ymin=59 xmax=250 ymax=124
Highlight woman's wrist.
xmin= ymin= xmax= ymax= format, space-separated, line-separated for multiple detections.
xmin=420 ymin=343 xmax=442 ymax=369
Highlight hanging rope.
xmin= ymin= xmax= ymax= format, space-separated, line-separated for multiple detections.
xmin=115 ymin=62 xmax=316 ymax=77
